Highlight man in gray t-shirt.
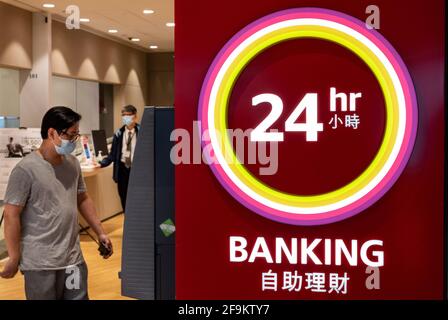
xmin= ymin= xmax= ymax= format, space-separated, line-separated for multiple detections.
xmin=0 ymin=107 xmax=113 ymax=300
xmin=5 ymin=152 xmax=86 ymax=270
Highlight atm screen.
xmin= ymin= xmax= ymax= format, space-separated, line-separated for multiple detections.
xmin=91 ymin=130 xmax=109 ymax=157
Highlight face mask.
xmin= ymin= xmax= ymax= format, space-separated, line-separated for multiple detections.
xmin=54 ymin=139 xmax=77 ymax=155
xmin=122 ymin=115 xmax=134 ymax=126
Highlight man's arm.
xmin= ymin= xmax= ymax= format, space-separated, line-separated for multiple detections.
xmin=77 ymin=192 xmax=113 ymax=259
xmin=100 ymin=134 xmax=118 ymax=168
xmin=0 ymin=204 xmax=23 ymax=279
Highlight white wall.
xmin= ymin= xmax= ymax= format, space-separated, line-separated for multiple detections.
xmin=52 ymin=76 xmax=99 ymax=134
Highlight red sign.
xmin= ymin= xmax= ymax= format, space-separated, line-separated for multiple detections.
xmin=175 ymin=0 xmax=445 ymax=299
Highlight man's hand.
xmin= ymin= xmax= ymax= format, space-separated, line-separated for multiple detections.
xmin=0 ymin=258 xmax=19 ymax=279
xmin=78 ymin=193 xmax=113 ymax=260
xmin=2 ymin=205 xmax=22 ymax=279
xmin=98 ymin=234 xmax=113 ymax=259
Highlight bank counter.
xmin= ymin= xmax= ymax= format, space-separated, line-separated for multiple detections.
xmin=79 ymin=165 xmax=122 ymax=225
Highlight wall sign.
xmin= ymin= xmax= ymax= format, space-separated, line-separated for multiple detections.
xmin=198 ymin=8 xmax=418 ymax=225
xmin=176 ymin=0 xmax=445 ymax=299
xmin=0 ymin=128 xmax=42 ymax=200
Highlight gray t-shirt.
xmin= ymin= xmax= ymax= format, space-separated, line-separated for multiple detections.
xmin=4 ymin=152 xmax=87 ymax=271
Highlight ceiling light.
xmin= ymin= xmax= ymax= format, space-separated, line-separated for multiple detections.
xmin=42 ymin=3 xmax=55 ymax=8
xmin=108 ymin=29 xmax=118 ymax=33
xmin=143 ymin=9 xmax=155 ymax=15
xmin=166 ymin=22 xmax=175 ymax=27
xmin=80 ymin=18 xmax=90 ymax=23
xmin=149 ymin=45 xmax=158 ymax=49
xmin=131 ymin=38 xmax=140 ymax=42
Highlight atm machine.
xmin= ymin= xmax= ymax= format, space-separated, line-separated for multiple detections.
xmin=120 ymin=106 xmax=175 ymax=300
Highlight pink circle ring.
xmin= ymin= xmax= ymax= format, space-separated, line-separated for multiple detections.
xmin=198 ymin=8 xmax=418 ymax=225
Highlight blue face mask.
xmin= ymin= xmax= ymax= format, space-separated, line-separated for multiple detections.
xmin=122 ymin=115 xmax=134 ymax=126
xmin=54 ymin=139 xmax=77 ymax=155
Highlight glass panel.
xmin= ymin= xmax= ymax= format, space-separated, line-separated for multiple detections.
xmin=0 ymin=68 xmax=20 ymax=120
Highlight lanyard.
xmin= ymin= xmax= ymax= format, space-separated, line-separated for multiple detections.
xmin=126 ymin=130 xmax=135 ymax=148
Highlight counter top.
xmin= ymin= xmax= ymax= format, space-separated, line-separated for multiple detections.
xmin=81 ymin=165 xmax=103 ymax=178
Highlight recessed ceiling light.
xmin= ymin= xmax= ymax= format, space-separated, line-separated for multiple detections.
xmin=131 ymin=38 xmax=140 ymax=42
xmin=143 ymin=9 xmax=154 ymax=15
xmin=80 ymin=18 xmax=90 ymax=23
xmin=42 ymin=3 xmax=55 ymax=8
xmin=108 ymin=29 xmax=118 ymax=33
xmin=149 ymin=45 xmax=158 ymax=49
xmin=166 ymin=22 xmax=175 ymax=27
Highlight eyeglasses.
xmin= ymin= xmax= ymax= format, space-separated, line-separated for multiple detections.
xmin=60 ymin=130 xmax=81 ymax=143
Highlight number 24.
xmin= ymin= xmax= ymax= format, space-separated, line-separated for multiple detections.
xmin=250 ymin=93 xmax=324 ymax=142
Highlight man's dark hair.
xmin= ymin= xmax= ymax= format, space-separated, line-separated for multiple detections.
xmin=122 ymin=105 xmax=137 ymax=115
xmin=41 ymin=106 xmax=82 ymax=139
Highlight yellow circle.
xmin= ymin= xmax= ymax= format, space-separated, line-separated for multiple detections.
xmin=211 ymin=24 xmax=399 ymax=207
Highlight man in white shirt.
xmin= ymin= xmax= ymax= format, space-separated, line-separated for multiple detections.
xmin=100 ymin=105 xmax=140 ymax=212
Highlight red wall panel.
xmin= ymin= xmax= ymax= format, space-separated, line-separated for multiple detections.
xmin=175 ymin=0 xmax=445 ymax=299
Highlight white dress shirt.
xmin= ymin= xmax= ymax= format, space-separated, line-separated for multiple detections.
xmin=121 ymin=127 xmax=137 ymax=164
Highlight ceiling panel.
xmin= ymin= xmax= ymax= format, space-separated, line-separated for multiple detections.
xmin=2 ymin=0 xmax=174 ymax=52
